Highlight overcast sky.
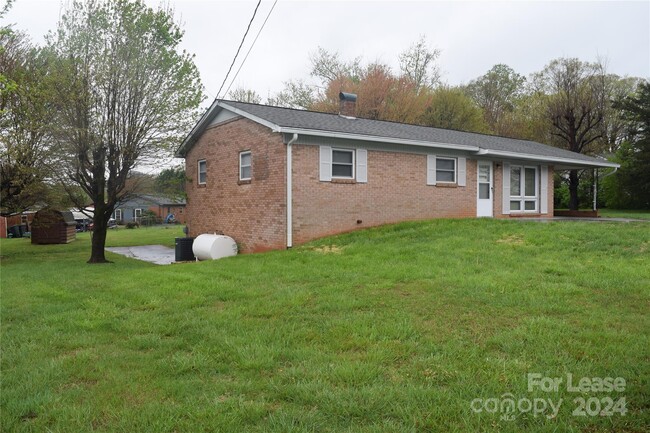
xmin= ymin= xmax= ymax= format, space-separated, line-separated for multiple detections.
xmin=3 ymin=0 xmax=650 ymax=104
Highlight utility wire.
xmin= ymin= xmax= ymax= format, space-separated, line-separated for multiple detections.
xmin=223 ymin=0 xmax=279 ymax=99
xmin=215 ymin=0 xmax=262 ymax=100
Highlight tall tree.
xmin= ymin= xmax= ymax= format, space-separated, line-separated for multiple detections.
xmin=398 ymin=35 xmax=441 ymax=92
xmin=532 ymin=58 xmax=607 ymax=210
xmin=0 ymin=30 xmax=52 ymax=215
xmin=598 ymin=75 xmax=643 ymax=153
xmin=605 ymin=81 xmax=650 ymax=208
xmin=465 ymin=64 xmax=526 ymax=135
xmin=155 ymin=166 xmax=186 ymax=199
xmin=48 ymin=0 xmax=203 ymax=263
xmin=420 ymin=86 xmax=488 ymax=133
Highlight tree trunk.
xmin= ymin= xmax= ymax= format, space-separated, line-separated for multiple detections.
xmin=88 ymin=207 xmax=111 ymax=263
xmin=568 ymin=169 xmax=580 ymax=211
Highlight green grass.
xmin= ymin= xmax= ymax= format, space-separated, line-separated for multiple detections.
xmin=1 ymin=220 xmax=649 ymax=432
xmin=599 ymin=209 xmax=650 ymax=220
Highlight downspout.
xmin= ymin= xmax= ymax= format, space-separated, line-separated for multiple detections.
xmin=286 ymin=133 xmax=298 ymax=249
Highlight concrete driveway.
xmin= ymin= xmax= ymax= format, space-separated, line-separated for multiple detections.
xmin=105 ymin=245 xmax=177 ymax=265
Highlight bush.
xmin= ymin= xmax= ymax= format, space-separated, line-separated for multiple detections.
xmin=126 ymin=222 xmax=139 ymax=229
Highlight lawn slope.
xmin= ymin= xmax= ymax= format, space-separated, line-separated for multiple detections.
xmin=1 ymin=220 xmax=649 ymax=432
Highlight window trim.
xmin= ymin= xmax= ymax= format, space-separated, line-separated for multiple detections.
xmin=114 ymin=209 xmax=122 ymax=221
xmin=509 ymin=165 xmax=538 ymax=213
xmin=436 ymin=156 xmax=457 ymax=184
xmin=197 ymin=159 xmax=207 ymax=185
xmin=239 ymin=151 xmax=252 ymax=181
xmin=331 ymin=148 xmax=355 ymax=179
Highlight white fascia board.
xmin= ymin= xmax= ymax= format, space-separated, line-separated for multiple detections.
xmin=175 ymin=101 xmax=282 ymax=157
xmin=216 ymin=102 xmax=281 ymax=131
xmin=277 ymin=127 xmax=480 ymax=152
xmin=176 ymin=99 xmax=221 ymax=157
xmin=477 ymin=148 xmax=619 ymax=168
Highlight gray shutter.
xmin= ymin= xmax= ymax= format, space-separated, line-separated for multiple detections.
xmin=319 ymin=146 xmax=331 ymax=182
xmin=540 ymin=165 xmax=548 ymax=214
xmin=356 ymin=148 xmax=367 ymax=183
xmin=427 ymin=155 xmax=437 ymax=185
xmin=457 ymin=157 xmax=466 ymax=186
xmin=502 ymin=162 xmax=510 ymax=215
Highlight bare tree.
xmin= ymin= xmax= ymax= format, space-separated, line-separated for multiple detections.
xmin=228 ymin=87 xmax=262 ymax=104
xmin=398 ymin=35 xmax=441 ymax=91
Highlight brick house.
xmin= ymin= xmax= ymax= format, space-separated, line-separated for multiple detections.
xmin=113 ymin=194 xmax=186 ymax=224
xmin=177 ymin=93 xmax=618 ymax=253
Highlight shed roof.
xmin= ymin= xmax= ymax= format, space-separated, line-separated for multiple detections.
xmin=177 ymin=99 xmax=618 ymax=169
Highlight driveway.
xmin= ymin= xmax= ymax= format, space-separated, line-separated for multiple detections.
xmin=105 ymin=245 xmax=177 ymax=265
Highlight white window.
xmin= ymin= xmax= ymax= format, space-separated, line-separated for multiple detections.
xmin=427 ymin=155 xmax=466 ymax=186
xmin=319 ymin=146 xmax=367 ymax=183
xmin=510 ymin=165 xmax=538 ymax=212
xmin=239 ymin=151 xmax=252 ymax=180
xmin=332 ymin=149 xmax=355 ymax=178
xmin=197 ymin=159 xmax=207 ymax=184
xmin=436 ymin=157 xmax=456 ymax=183
xmin=114 ymin=209 xmax=122 ymax=221
xmin=134 ymin=208 xmax=142 ymax=223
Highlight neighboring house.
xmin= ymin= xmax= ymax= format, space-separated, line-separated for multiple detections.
xmin=113 ymin=194 xmax=186 ymax=224
xmin=177 ymin=93 xmax=618 ymax=253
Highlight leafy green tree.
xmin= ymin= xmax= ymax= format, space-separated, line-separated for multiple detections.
xmin=465 ymin=64 xmax=526 ymax=135
xmin=47 ymin=0 xmax=203 ymax=263
xmin=603 ymin=81 xmax=650 ymax=209
xmin=155 ymin=166 xmax=186 ymax=199
xmin=0 ymin=30 xmax=52 ymax=215
xmin=420 ymin=86 xmax=488 ymax=133
xmin=598 ymin=75 xmax=643 ymax=153
xmin=268 ymin=79 xmax=316 ymax=109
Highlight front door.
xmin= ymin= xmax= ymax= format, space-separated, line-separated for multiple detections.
xmin=477 ymin=161 xmax=493 ymax=217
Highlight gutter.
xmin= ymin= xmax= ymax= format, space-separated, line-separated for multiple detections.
xmin=474 ymin=148 xmax=620 ymax=169
xmin=286 ymin=133 xmax=298 ymax=249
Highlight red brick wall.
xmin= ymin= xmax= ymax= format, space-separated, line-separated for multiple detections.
xmin=291 ymin=144 xmax=477 ymax=245
xmin=185 ymin=120 xmax=556 ymax=252
xmin=148 ymin=205 xmax=187 ymax=224
xmin=185 ymin=118 xmax=286 ymax=252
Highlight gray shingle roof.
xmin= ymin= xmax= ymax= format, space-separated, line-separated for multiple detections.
xmin=182 ymin=99 xmax=616 ymax=167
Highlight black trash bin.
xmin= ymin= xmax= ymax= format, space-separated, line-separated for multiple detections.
xmin=175 ymin=237 xmax=195 ymax=262
xmin=8 ymin=225 xmax=22 ymax=238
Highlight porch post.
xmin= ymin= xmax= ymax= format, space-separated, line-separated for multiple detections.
xmin=593 ymin=168 xmax=598 ymax=212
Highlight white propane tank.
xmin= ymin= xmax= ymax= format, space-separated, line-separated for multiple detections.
xmin=192 ymin=234 xmax=238 ymax=261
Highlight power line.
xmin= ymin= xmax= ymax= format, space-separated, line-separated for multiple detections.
xmin=215 ymin=0 xmax=262 ymax=100
xmin=223 ymin=0 xmax=279 ymax=99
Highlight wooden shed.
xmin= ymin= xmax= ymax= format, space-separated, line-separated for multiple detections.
xmin=31 ymin=209 xmax=76 ymax=244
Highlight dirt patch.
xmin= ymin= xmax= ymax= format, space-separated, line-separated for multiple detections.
xmin=496 ymin=234 xmax=525 ymax=246
xmin=310 ymin=245 xmax=344 ymax=254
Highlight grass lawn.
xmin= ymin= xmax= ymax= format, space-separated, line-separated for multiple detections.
xmin=599 ymin=209 xmax=650 ymax=221
xmin=1 ymin=220 xmax=649 ymax=432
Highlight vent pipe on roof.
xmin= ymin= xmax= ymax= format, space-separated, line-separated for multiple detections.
xmin=339 ymin=92 xmax=357 ymax=119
